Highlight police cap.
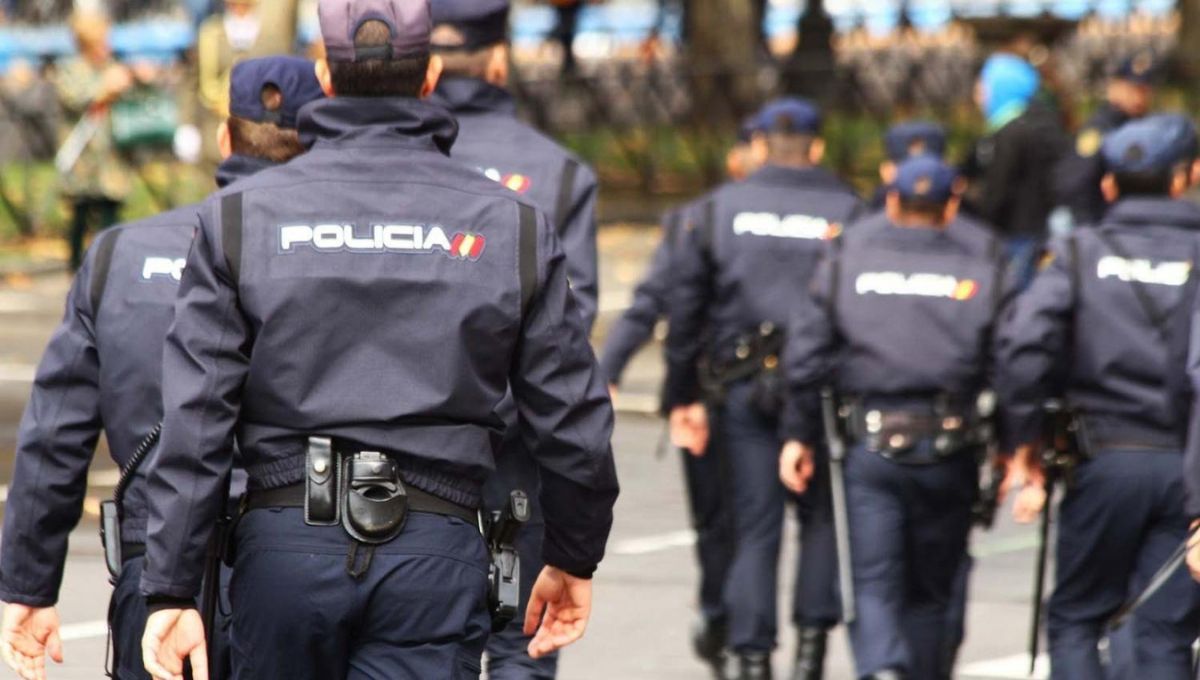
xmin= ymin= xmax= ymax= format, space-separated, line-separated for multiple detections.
xmin=430 ymin=0 xmax=509 ymax=50
xmin=229 ymin=56 xmax=325 ymax=129
xmin=1114 ymin=51 xmax=1157 ymax=86
xmin=1102 ymin=114 xmax=1199 ymax=174
xmin=319 ymin=0 xmax=432 ymax=62
xmin=884 ymin=121 xmax=946 ymax=162
xmin=737 ymin=113 xmax=764 ymax=144
xmin=893 ymin=155 xmax=957 ymax=203
xmin=756 ymin=98 xmax=821 ymax=136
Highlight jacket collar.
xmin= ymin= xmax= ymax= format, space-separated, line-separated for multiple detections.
xmin=747 ymin=164 xmax=853 ymax=193
xmin=1107 ymin=197 xmax=1200 ymax=231
xmin=297 ymin=96 xmax=459 ymax=156
xmin=429 ymin=77 xmax=516 ymax=117
xmin=215 ymin=154 xmax=277 ymax=189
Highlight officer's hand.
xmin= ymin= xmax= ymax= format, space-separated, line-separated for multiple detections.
xmin=669 ymin=404 xmax=709 ymax=456
xmin=1008 ymin=443 xmax=1048 ymax=524
xmin=779 ymin=440 xmax=815 ymax=494
xmin=142 ymin=609 xmax=207 ymax=680
xmin=1187 ymin=521 xmax=1200 ymax=584
xmin=607 ymin=384 xmax=618 ymax=402
xmin=0 ymin=604 xmax=62 ymax=680
xmin=524 ymin=566 xmax=592 ymax=659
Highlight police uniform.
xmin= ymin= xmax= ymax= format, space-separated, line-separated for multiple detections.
xmin=600 ymin=202 xmax=735 ymax=675
xmin=139 ymin=3 xmax=619 ymax=678
xmin=665 ymin=98 xmax=862 ymax=679
xmin=1053 ymin=54 xmax=1156 ymax=228
xmin=1000 ymin=115 xmax=1200 ymax=680
xmin=426 ymin=5 xmax=602 ymax=675
xmin=783 ymin=157 xmax=1012 ymax=680
xmin=0 ymin=56 xmax=322 ymax=680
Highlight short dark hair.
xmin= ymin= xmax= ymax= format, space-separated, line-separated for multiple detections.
xmin=436 ymin=46 xmax=495 ymax=79
xmin=226 ymin=84 xmax=305 ymax=163
xmin=898 ymin=197 xmax=949 ymax=222
xmin=328 ymin=20 xmax=431 ymax=98
xmin=765 ymin=133 xmax=816 ymax=165
xmin=1110 ymin=164 xmax=1193 ymax=197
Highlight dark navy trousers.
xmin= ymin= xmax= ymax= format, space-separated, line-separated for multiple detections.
xmin=719 ymin=381 xmax=840 ymax=653
xmin=1047 ymin=450 xmax=1200 ymax=680
xmin=682 ymin=435 xmax=734 ymax=627
xmin=228 ymin=507 xmax=491 ymax=680
xmin=844 ymin=442 xmax=976 ymax=680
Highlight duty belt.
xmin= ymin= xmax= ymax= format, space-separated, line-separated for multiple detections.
xmin=841 ymin=398 xmax=985 ymax=462
xmin=244 ymin=481 xmax=478 ymax=526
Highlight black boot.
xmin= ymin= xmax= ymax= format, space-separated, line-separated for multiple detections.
xmin=790 ymin=627 xmax=827 ymax=680
xmin=692 ymin=617 xmax=728 ymax=679
xmin=737 ymin=652 xmax=772 ymax=680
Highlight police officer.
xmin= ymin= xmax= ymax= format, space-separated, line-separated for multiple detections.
xmin=727 ymin=115 xmax=767 ymax=183
xmin=138 ymin=2 xmax=619 ymax=678
xmin=666 ymin=98 xmax=861 ymax=680
xmin=868 ymin=121 xmax=948 ymax=211
xmin=0 ymin=56 xmax=322 ymax=680
xmin=1002 ymin=114 xmax=1200 ymax=680
xmin=780 ymin=155 xmax=1012 ymax=680
xmin=425 ymin=3 xmax=601 ymax=677
xmin=1054 ymin=53 xmax=1156 ymax=228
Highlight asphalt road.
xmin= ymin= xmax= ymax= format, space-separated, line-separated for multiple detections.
xmin=0 ymin=230 xmax=1057 ymax=679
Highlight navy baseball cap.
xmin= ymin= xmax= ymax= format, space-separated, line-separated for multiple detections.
xmin=430 ymin=0 xmax=508 ymax=50
xmin=884 ymin=121 xmax=947 ymax=162
xmin=736 ymin=114 xmax=764 ymax=144
xmin=229 ymin=56 xmax=325 ymax=129
xmin=1114 ymin=51 xmax=1157 ymax=86
xmin=319 ymin=0 xmax=432 ymax=62
xmin=893 ymin=155 xmax=958 ymax=203
xmin=1102 ymin=114 xmax=1199 ymax=174
xmin=756 ymin=98 xmax=821 ymax=135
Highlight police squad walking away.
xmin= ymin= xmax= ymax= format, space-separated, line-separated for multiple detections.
xmin=136 ymin=1 xmax=619 ymax=678
xmin=0 ymin=55 xmax=323 ymax=680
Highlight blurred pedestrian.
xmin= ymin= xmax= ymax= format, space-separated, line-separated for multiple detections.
xmin=53 ymin=10 xmax=134 ymax=271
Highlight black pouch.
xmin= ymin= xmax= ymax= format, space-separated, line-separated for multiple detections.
xmin=305 ymin=436 xmax=339 ymax=526
xmin=99 ymin=500 xmax=122 ymax=583
xmin=750 ymin=356 xmax=784 ymax=420
xmin=341 ymin=452 xmax=409 ymax=545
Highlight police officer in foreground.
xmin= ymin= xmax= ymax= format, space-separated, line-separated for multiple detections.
xmin=1003 ymin=114 xmax=1200 ymax=680
xmin=780 ymin=155 xmax=1013 ymax=680
xmin=426 ymin=2 xmax=601 ymax=677
xmin=667 ymin=98 xmax=861 ymax=680
xmin=1054 ymin=53 xmax=1156 ymax=228
xmin=0 ymin=56 xmax=323 ymax=680
xmin=138 ymin=1 xmax=620 ymax=677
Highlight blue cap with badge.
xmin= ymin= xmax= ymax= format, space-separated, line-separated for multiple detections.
xmin=1102 ymin=114 xmax=1199 ymax=174
xmin=229 ymin=56 xmax=325 ymax=129
xmin=1114 ymin=51 xmax=1158 ymax=86
xmin=755 ymin=97 xmax=822 ymax=135
xmin=892 ymin=155 xmax=958 ymax=203
xmin=884 ymin=121 xmax=946 ymax=162
xmin=430 ymin=0 xmax=509 ymax=50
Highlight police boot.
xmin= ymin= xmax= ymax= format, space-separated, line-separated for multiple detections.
xmin=789 ymin=626 xmax=826 ymax=680
xmin=691 ymin=617 xmax=729 ymax=679
xmin=737 ymin=652 xmax=772 ymax=680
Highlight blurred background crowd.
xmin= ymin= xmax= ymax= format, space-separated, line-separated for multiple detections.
xmin=0 ymin=0 xmax=1195 ymax=260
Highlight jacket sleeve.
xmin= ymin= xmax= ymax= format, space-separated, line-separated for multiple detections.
xmin=1184 ymin=295 xmax=1200 ymax=519
xmin=597 ymin=216 xmax=676 ymax=386
xmin=780 ymin=253 xmax=838 ymax=445
xmin=663 ymin=203 xmax=713 ymax=408
xmin=556 ymin=161 xmax=600 ymax=333
xmin=141 ymin=200 xmax=247 ymax=600
xmin=511 ymin=209 xmax=619 ymax=579
xmin=0 ymin=243 xmax=105 ymax=606
xmin=995 ymin=238 xmax=1074 ymax=452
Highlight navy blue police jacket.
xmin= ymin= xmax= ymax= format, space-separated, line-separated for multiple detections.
xmin=0 ymin=155 xmax=270 ymax=607
xmin=598 ymin=206 xmax=687 ymax=388
xmin=1000 ymin=197 xmax=1200 ymax=454
xmin=664 ymin=165 xmax=863 ymax=408
xmin=780 ymin=217 xmax=1013 ymax=444
xmin=141 ymin=97 xmax=619 ymax=600
xmin=1054 ymin=103 xmax=1129 ymax=227
xmin=430 ymin=77 xmax=599 ymax=330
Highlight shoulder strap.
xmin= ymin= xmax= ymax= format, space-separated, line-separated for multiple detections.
xmin=518 ymin=203 xmax=538 ymax=318
xmin=988 ymin=236 xmax=1005 ymax=316
xmin=1067 ymin=234 xmax=1081 ymax=303
xmin=1093 ymin=229 xmax=1173 ymax=338
xmin=825 ymin=234 xmax=843 ymax=319
xmin=221 ymin=192 xmax=243 ymax=285
xmin=699 ymin=199 xmax=716 ymax=260
xmin=89 ymin=228 xmax=122 ymax=316
xmin=554 ymin=159 xmax=580 ymax=235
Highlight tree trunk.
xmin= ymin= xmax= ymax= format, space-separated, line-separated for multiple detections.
xmin=685 ymin=0 xmax=761 ymax=121
xmin=784 ymin=0 xmax=837 ymax=101
xmin=1178 ymin=0 xmax=1200 ymax=83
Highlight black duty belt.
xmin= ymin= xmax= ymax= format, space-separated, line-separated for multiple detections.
xmin=245 ymin=482 xmax=478 ymax=526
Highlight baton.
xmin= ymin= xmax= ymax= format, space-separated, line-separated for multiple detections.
xmin=1107 ymin=532 xmax=1193 ymax=632
xmin=821 ymin=387 xmax=856 ymax=624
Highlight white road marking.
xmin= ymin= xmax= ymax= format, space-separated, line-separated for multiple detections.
xmin=0 ymin=364 xmax=36 ymax=382
xmin=612 ymin=529 xmax=696 ymax=556
xmin=0 ymin=298 xmax=43 ymax=314
xmin=59 ymin=620 xmax=108 ymax=641
xmin=959 ymin=653 xmax=1048 ymax=679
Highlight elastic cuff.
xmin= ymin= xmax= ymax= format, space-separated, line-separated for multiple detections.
xmin=0 ymin=589 xmax=56 ymax=608
xmin=145 ymin=597 xmax=194 ymax=616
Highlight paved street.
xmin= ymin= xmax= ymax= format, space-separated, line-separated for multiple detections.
xmin=0 ymin=228 xmax=1056 ymax=679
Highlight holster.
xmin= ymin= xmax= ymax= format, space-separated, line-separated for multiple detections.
xmin=705 ymin=322 xmax=785 ymax=418
xmin=340 ymin=451 xmax=409 ymax=545
xmin=487 ymin=490 xmax=530 ymax=632
xmin=99 ymin=500 xmax=122 ymax=583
